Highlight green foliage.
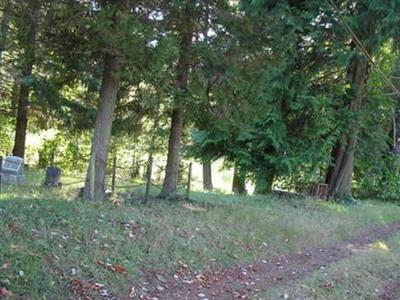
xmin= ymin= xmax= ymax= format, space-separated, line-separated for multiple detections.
xmin=352 ymin=42 xmax=400 ymax=201
xmin=0 ymin=116 xmax=13 ymax=156
xmin=1 ymin=0 xmax=400 ymax=200
xmin=355 ymin=153 xmax=400 ymax=201
xmin=38 ymin=138 xmax=58 ymax=168
xmin=36 ymin=132 xmax=92 ymax=173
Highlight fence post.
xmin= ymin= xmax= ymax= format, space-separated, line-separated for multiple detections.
xmin=0 ymin=156 xmax=2 ymax=194
xmin=111 ymin=155 xmax=117 ymax=193
xmin=144 ymin=118 xmax=159 ymax=203
xmin=89 ymin=150 xmax=96 ymax=201
xmin=186 ymin=163 xmax=192 ymax=200
xmin=144 ymin=153 xmax=153 ymax=203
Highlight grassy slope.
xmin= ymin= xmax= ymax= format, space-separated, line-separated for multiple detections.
xmin=1 ymin=184 xmax=400 ymax=299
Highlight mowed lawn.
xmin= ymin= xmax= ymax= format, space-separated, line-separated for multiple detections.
xmin=1 ymin=183 xmax=400 ymax=299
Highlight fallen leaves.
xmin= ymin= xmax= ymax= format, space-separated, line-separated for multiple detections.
xmin=129 ymin=287 xmax=136 ymax=298
xmin=1 ymin=259 xmax=24 ymax=294
xmin=0 ymin=263 xmax=11 ymax=270
xmin=108 ymin=219 xmax=145 ymax=239
xmin=112 ymin=264 xmax=128 ymax=274
xmin=97 ymin=260 xmax=128 ymax=275
xmin=0 ymin=287 xmax=13 ymax=298
xmin=69 ymin=279 xmax=109 ymax=299
xmin=232 ymin=290 xmax=248 ymax=299
xmin=6 ymin=223 xmax=19 ymax=233
xmin=320 ymin=281 xmax=334 ymax=289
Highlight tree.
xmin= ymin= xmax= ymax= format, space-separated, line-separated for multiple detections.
xmin=325 ymin=52 xmax=370 ymax=199
xmin=82 ymin=0 xmax=175 ymax=201
xmin=232 ymin=164 xmax=247 ymax=195
xmin=202 ymin=162 xmax=213 ymax=190
xmin=159 ymin=0 xmax=231 ymax=199
xmin=83 ymin=0 xmax=135 ymax=201
xmin=325 ymin=0 xmax=400 ymax=200
xmin=158 ymin=2 xmax=194 ymax=199
xmin=84 ymin=54 xmax=121 ymax=201
xmin=191 ymin=0 xmax=337 ymax=195
xmin=12 ymin=0 xmax=40 ymax=158
xmin=351 ymin=44 xmax=400 ymax=200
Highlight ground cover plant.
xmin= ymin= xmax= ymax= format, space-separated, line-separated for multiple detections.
xmin=1 ymin=180 xmax=400 ymax=299
xmin=260 ymin=233 xmax=400 ymax=300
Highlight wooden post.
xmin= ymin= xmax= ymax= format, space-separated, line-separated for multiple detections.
xmin=0 ymin=156 xmax=3 ymax=194
xmin=111 ymin=155 xmax=116 ymax=193
xmin=89 ymin=150 xmax=96 ymax=201
xmin=145 ymin=118 xmax=159 ymax=203
xmin=144 ymin=154 xmax=153 ymax=203
xmin=186 ymin=163 xmax=192 ymax=199
xmin=315 ymin=183 xmax=328 ymax=200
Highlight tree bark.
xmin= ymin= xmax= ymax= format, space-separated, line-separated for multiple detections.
xmin=159 ymin=108 xmax=185 ymax=198
xmin=232 ymin=165 xmax=246 ymax=195
xmin=159 ymin=14 xmax=193 ymax=199
xmin=202 ymin=162 xmax=213 ymax=190
xmin=254 ymin=168 xmax=275 ymax=194
xmin=84 ymin=54 xmax=120 ymax=201
xmin=391 ymin=57 xmax=400 ymax=152
xmin=12 ymin=8 xmax=37 ymax=159
xmin=325 ymin=54 xmax=370 ymax=200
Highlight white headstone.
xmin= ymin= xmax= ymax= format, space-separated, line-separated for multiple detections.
xmin=1 ymin=156 xmax=26 ymax=184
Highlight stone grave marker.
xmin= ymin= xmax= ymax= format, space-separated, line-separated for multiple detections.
xmin=43 ymin=166 xmax=62 ymax=187
xmin=314 ymin=183 xmax=328 ymax=200
xmin=1 ymin=156 xmax=26 ymax=185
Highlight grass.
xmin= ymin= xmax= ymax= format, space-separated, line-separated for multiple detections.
xmin=1 ymin=173 xmax=400 ymax=298
xmin=258 ymin=233 xmax=400 ymax=300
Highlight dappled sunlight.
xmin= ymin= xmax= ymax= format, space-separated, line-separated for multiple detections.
xmin=323 ymin=203 xmax=349 ymax=214
xmin=345 ymin=240 xmax=391 ymax=254
xmin=345 ymin=243 xmax=369 ymax=253
xmin=371 ymin=241 xmax=390 ymax=251
xmin=181 ymin=202 xmax=207 ymax=212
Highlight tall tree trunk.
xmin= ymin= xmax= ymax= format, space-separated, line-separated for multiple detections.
xmin=13 ymin=81 xmax=31 ymax=158
xmin=159 ymin=108 xmax=184 ymax=198
xmin=159 ymin=17 xmax=193 ymax=199
xmin=254 ymin=168 xmax=275 ymax=194
xmin=325 ymin=54 xmax=370 ymax=200
xmin=84 ymin=54 xmax=120 ymax=201
xmin=202 ymin=162 xmax=213 ymax=190
xmin=391 ymin=56 xmax=400 ymax=152
xmin=232 ymin=165 xmax=246 ymax=195
xmin=12 ymin=9 xmax=37 ymax=158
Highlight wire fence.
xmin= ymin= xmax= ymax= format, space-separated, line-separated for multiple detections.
xmin=0 ymin=155 xmax=194 ymax=202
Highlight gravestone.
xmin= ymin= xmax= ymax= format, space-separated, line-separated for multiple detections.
xmin=43 ymin=166 xmax=62 ymax=187
xmin=0 ymin=156 xmax=26 ymax=185
xmin=314 ymin=183 xmax=328 ymax=200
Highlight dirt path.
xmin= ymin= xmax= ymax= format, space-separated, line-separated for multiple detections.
xmin=379 ymin=278 xmax=400 ymax=300
xmin=128 ymin=222 xmax=400 ymax=300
